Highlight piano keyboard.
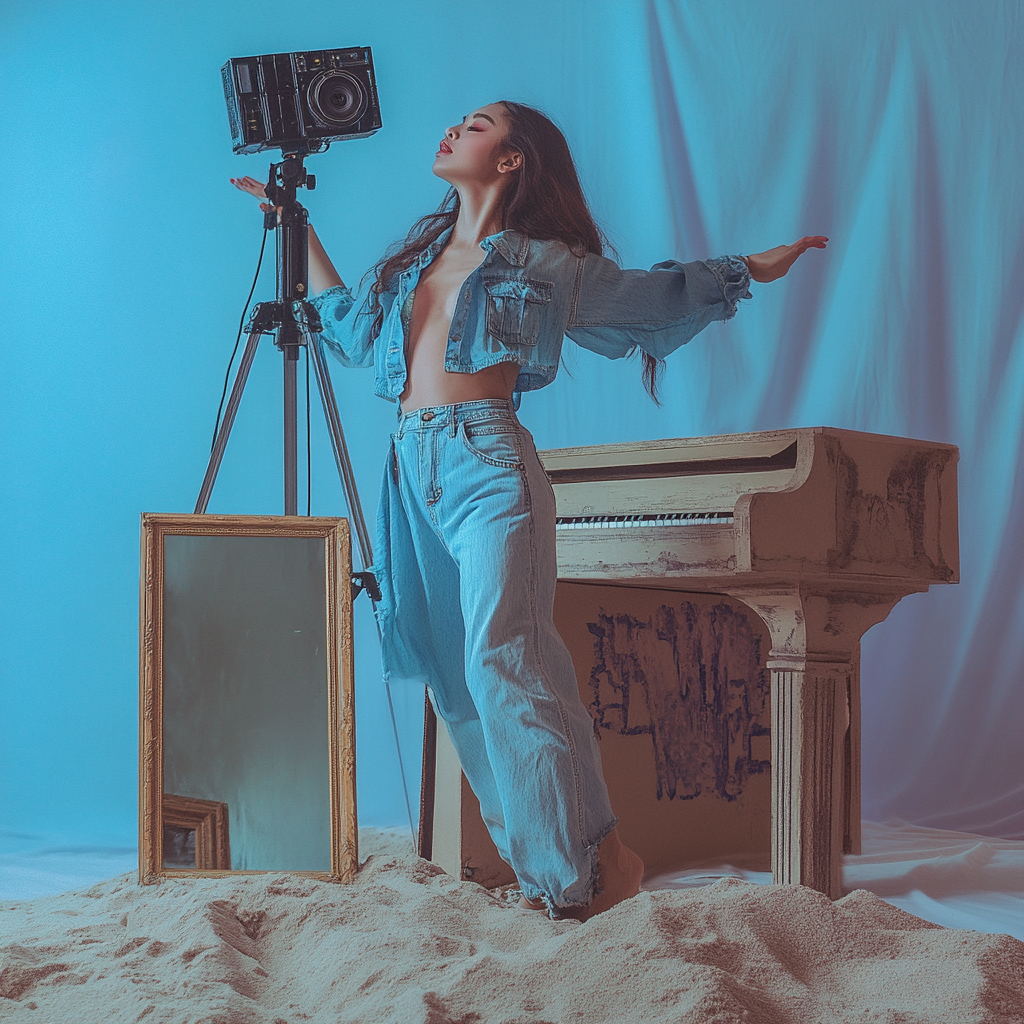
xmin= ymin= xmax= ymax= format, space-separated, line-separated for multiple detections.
xmin=555 ymin=512 xmax=734 ymax=530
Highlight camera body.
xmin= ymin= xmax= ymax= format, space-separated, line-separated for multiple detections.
xmin=222 ymin=47 xmax=381 ymax=155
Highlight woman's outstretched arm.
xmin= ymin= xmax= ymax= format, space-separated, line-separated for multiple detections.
xmin=566 ymin=235 xmax=828 ymax=361
xmin=741 ymin=236 xmax=828 ymax=283
xmin=229 ymin=175 xmax=346 ymax=294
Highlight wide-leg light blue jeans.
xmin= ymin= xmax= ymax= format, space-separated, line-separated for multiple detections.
xmin=370 ymin=398 xmax=617 ymax=917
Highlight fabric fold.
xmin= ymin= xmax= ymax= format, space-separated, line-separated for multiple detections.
xmin=702 ymin=254 xmax=753 ymax=321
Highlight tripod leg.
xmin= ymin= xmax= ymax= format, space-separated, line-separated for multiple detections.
xmin=309 ymin=335 xmax=375 ymax=569
xmin=195 ymin=331 xmax=262 ymax=514
xmin=283 ymin=348 xmax=299 ymax=516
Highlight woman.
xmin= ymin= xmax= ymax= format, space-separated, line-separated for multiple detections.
xmin=232 ymin=100 xmax=826 ymax=921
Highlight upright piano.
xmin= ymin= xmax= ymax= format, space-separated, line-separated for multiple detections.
xmin=419 ymin=427 xmax=959 ymax=899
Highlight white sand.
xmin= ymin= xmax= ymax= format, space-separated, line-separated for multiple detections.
xmin=2 ymin=827 xmax=1022 ymax=1024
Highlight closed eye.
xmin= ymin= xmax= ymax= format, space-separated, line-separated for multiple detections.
xmin=467 ymin=125 xmax=484 ymax=131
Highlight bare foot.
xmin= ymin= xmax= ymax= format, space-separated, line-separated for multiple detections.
xmin=556 ymin=828 xmax=644 ymax=922
xmin=517 ymin=894 xmax=548 ymax=911
xmin=515 ymin=879 xmax=547 ymax=911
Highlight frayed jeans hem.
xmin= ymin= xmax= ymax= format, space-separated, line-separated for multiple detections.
xmin=521 ymin=815 xmax=619 ymax=920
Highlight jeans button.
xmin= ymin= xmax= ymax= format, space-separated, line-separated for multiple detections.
xmin=421 ymin=411 xmax=435 ymax=421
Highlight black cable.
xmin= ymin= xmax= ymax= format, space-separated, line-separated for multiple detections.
xmin=211 ymin=224 xmax=270 ymax=452
xmin=305 ymin=344 xmax=312 ymax=516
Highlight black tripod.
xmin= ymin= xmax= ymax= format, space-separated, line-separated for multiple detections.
xmin=195 ymin=151 xmax=416 ymax=842
xmin=196 ymin=154 xmax=364 ymax=534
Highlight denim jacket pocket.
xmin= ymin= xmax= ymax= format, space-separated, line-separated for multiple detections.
xmin=483 ymin=276 xmax=553 ymax=347
xmin=457 ymin=417 xmax=525 ymax=469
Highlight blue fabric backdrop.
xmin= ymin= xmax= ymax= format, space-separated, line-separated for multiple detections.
xmin=1 ymin=0 xmax=1020 ymax=847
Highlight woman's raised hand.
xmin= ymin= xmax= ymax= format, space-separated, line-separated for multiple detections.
xmin=230 ymin=175 xmax=280 ymax=217
xmin=231 ymin=174 xmax=345 ymax=292
xmin=744 ymin=236 xmax=828 ymax=284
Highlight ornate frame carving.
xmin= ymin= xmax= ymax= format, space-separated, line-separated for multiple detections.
xmin=162 ymin=793 xmax=231 ymax=870
xmin=139 ymin=513 xmax=357 ymax=885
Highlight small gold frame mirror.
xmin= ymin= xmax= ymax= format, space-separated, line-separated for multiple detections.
xmin=139 ymin=513 xmax=357 ymax=884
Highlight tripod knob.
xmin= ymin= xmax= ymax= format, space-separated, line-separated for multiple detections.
xmin=306 ymin=174 xmax=316 ymax=191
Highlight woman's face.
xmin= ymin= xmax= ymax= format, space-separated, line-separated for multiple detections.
xmin=433 ymin=102 xmax=518 ymax=186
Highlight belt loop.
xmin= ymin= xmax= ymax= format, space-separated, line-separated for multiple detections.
xmin=448 ymin=407 xmax=458 ymax=438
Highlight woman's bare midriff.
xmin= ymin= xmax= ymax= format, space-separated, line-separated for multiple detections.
xmin=400 ymin=242 xmax=520 ymax=412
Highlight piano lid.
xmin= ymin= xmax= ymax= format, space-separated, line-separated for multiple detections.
xmin=545 ymin=441 xmax=797 ymax=485
xmin=538 ymin=430 xmax=811 ymax=517
xmin=539 ymin=432 xmax=799 ymax=474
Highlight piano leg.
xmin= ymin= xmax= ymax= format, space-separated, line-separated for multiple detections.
xmin=728 ymin=587 xmax=903 ymax=899
xmin=769 ymin=656 xmax=849 ymax=898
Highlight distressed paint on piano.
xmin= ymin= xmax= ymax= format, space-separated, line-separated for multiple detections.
xmin=553 ymin=584 xmax=774 ymax=876
xmin=584 ymin=601 xmax=770 ymax=803
xmin=828 ymin=442 xmax=957 ymax=578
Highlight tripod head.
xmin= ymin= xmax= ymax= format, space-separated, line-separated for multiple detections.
xmin=265 ymin=150 xmax=317 ymax=212
xmin=258 ymin=152 xmax=321 ymax=350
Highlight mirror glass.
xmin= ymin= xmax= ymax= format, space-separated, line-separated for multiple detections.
xmin=160 ymin=534 xmax=331 ymax=871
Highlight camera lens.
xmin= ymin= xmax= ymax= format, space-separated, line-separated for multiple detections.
xmin=307 ymin=70 xmax=366 ymax=127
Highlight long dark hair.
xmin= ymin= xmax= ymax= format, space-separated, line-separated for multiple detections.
xmin=366 ymin=100 xmax=665 ymax=402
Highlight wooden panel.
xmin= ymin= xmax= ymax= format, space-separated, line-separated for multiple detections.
xmin=554 ymin=583 xmax=773 ymax=876
xmin=555 ymin=523 xmax=736 ymax=579
xmin=750 ymin=431 xmax=960 ymax=583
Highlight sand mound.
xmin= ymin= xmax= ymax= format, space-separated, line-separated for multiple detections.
xmin=1 ymin=827 xmax=1021 ymax=1024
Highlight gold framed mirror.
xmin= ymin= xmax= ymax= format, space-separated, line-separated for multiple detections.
xmin=139 ymin=514 xmax=357 ymax=884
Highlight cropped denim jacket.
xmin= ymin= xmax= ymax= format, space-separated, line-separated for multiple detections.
xmin=309 ymin=225 xmax=752 ymax=406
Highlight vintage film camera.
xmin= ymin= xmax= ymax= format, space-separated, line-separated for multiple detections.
xmin=222 ymin=47 xmax=382 ymax=155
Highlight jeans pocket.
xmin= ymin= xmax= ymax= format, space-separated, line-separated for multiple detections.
xmin=458 ymin=418 xmax=524 ymax=469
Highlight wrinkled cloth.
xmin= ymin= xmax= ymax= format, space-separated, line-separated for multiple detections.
xmin=310 ymin=227 xmax=751 ymax=407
